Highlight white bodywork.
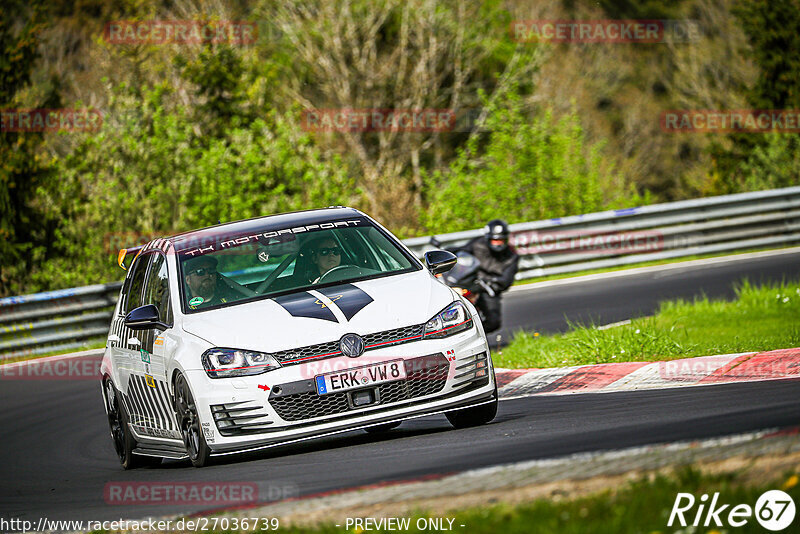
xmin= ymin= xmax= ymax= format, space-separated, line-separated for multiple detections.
xmin=101 ymin=210 xmax=496 ymax=460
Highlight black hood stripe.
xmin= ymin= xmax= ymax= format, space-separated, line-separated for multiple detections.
xmin=273 ymin=284 xmax=374 ymax=322
xmin=274 ymin=292 xmax=338 ymax=322
xmin=318 ymin=284 xmax=374 ymax=321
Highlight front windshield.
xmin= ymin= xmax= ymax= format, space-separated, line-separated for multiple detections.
xmin=177 ymin=218 xmax=420 ymax=312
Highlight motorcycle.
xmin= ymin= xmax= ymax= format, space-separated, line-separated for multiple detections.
xmin=430 ymin=238 xmax=495 ymax=322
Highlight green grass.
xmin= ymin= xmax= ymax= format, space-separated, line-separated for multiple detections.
xmin=183 ymin=466 xmax=799 ymax=534
xmin=346 ymin=468 xmax=799 ymax=534
xmin=494 ymin=279 xmax=800 ymax=369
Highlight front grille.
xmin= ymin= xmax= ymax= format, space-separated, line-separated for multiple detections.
xmin=271 ymin=324 xmax=425 ymax=366
xmin=272 ymin=340 xmax=341 ymax=365
xmin=363 ymin=324 xmax=425 ymax=349
xmin=211 ymin=402 xmax=274 ymax=436
xmin=267 ymin=390 xmax=351 ymax=421
xmin=269 ymin=354 xmax=449 ymax=422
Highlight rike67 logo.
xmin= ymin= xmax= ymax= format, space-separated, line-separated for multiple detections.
xmin=669 ymin=490 xmax=796 ymax=531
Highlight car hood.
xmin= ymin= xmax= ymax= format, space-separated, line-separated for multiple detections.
xmin=180 ymin=270 xmax=455 ymax=352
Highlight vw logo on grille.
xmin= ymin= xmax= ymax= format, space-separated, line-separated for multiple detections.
xmin=339 ymin=333 xmax=365 ymax=358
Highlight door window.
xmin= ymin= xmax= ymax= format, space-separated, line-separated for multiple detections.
xmin=121 ymin=254 xmax=150 ymax=314
xmin=143 ymin=253 xmax=172 ymax=325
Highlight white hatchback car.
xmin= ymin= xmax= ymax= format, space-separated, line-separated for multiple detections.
xmin=101 ymin=207 xmax=497 ymax=468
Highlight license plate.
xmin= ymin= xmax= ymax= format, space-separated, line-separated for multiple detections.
xmin=315 ymin=360 xmax=406 ymax=395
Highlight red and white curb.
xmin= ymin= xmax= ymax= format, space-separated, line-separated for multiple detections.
xmin=2 ymin=348 xmax=799 ymax=394
xmin=496 ymin=348 xmax=800 ymax=400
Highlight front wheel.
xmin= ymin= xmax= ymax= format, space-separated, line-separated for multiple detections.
xmin=446 ymin=390 xmax=498 ymax=429
xmin=104 ymin=378 xmax=161 ymax=469
xmin=174 ymin=373 xmax=211 ymax=468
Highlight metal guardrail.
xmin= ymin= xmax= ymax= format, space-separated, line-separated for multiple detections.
xmin=2 ymin=186 xmax=799 ymax=359
xmin=405 ymin=186 xmax=800 ymax=278
xmin=0 ymin=283 xmax=121 ymax=359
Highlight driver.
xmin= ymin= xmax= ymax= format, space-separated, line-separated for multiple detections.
xmin=310 ymin=237 xmax=342 ymax=282
xmin=183 ymin=255 xmax=239 ymax=309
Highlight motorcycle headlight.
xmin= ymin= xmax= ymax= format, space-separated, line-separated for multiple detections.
xmin=201 ymin=348 xmax=281 ymax=378
xmin=423 ymin=300 xmax=474 ymax=339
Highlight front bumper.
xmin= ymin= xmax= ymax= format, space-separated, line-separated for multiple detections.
xmin=186 ymin=328 xmax=494 ymax=454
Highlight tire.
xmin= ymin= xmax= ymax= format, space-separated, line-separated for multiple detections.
xmin=446 ymin=388 xmax=498 ymax=429
xmin=364 ymin=421 xmax=401 ymax=433
xmin=174 ymin=373 xmax=211 ymax=468
xmin=104 ymin=378 xmax=161 ymax=469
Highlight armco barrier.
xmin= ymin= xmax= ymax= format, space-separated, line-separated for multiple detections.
xmin=0 ymin=283 xmax=121 ymax=359
xmin=405 ymin=186 xmax=800 ymax=278
xmin=2 ymin=187 xmax=799 ymax=359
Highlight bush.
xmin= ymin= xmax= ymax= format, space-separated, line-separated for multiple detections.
xmin=422 ymin=90 xmax=643 ymax=234
xmin=29 ymin=85 xmax=356 ymax=291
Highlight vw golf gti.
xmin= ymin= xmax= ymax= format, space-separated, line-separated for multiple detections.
xmin=101 ymin=207 xmax=497 ymax=468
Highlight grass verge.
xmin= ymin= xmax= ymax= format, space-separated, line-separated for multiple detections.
xmin=494 ymin=279 xmax=800 ymax=369
xmin=241 ymin=464 xmax=800 ymax=534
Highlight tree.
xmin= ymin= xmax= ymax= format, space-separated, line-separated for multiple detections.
xmin=267 ymin=0 xmax=539 ymax=232
xmin=423 ymin=89 xmax=641 ymax=233
xmin=0 ymin=0 xmax=60 ymax=296
xmin=709 ymin=0 xmax=800 ymax=193
xmin=33 ymin=84 xmax=356 ymax=290
xmin=176 ymin=45 xmax=248 ymax=139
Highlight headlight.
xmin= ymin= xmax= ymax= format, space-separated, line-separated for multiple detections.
xmin=423 ymin=300 xmax=474 ymax=339
xmin=201 ymin=348 xmax=281 ymax=378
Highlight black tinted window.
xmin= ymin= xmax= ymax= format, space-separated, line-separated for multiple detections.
xmin=123 ymin=254 xmax=149 ymax=314
xmin=177 ymin=220 xmax=419 ymax=313
xmin=143 ymin=253 xmax=172 ymax=324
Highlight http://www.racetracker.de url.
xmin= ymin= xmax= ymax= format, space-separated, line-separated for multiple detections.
xmin=0 ymin=516 xmax=281 ymax=533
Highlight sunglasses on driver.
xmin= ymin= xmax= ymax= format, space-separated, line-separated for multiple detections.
xmin=316 ymin=247 xmax=342 ymax=257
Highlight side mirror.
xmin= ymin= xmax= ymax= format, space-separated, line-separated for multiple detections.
xmin=424 ymin=250 xmax=457 ymax=275
xmin=125 ymin=304 xmax=168 ymax=331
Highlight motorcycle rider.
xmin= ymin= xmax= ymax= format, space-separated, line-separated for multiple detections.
xmin=455 ymin=219 xmax=519 ymax=333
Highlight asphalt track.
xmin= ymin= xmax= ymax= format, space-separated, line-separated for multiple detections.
xmin=1 ymin=251 xmax=799 ymax=523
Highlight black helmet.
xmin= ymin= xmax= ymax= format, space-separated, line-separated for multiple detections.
xmin=485 ymin=219 xmax=510 ymax=253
